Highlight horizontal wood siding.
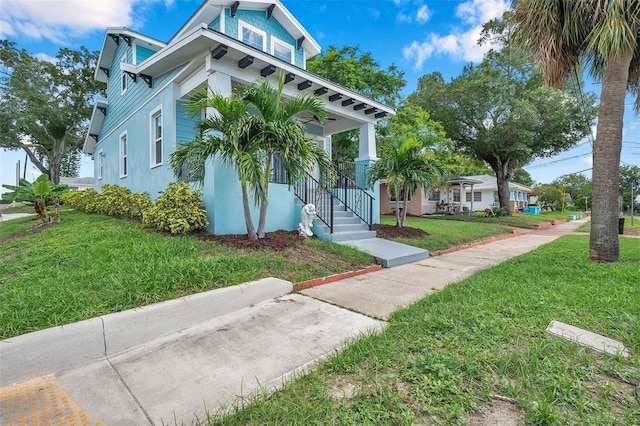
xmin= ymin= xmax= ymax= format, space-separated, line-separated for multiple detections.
xmin=175 ymin=100 xmax=198 ymax=150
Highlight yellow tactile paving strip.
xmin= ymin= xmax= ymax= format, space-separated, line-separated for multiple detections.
xmin=0 ymin=375 xmax=103 ymax=426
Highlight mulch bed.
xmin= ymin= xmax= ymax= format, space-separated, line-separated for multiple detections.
xmin=372 ymin=223 xmax=428 ymax=239
xmin=196 ymin=224 xmax=427 ymax=251
xmin=197 ymin=230 xmax=304 ymax=251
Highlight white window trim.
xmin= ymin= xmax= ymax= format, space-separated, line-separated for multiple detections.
xmin=119 ymin=130 xmax=128 ymax=178
xmin=238 ymin=20 xmax=266 ymax=51
xmin=150 ymin=106 xmax=163 ymax=168
xmin=97 ymin=150 xmax=104 ymax=180
xmin=271 ymin=36 xmax=294 ymax=64
xmin=120 ymin=58 xmax=127 ymax=95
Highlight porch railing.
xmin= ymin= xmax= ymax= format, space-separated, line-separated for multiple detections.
xmin=294 ymin=163 xmax=374 ymax=233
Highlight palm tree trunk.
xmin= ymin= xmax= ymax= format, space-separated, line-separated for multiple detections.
xmin=241 ymin=182 xmax=257 ymax=240
xmin=590 ymin=51 xmax=632 ymax=262
xmin=257 ymin=153 xmax=272 ymax=238
xmin=401 ymin=191 xmax=409 ymax=227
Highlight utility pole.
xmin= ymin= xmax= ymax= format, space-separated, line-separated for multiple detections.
xmin=583 ymin=196 xmax=590 ymax=212
xmin=632 ymin=183 xmax=635 ymax=226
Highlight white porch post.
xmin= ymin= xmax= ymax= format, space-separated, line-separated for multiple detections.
xmin=470 ymin=184 xmax=475 ymax=212
xmin=207 ymin=71 xmax=232 ymax=106
xmin=356 ymin=122 xmax=379 ymax=223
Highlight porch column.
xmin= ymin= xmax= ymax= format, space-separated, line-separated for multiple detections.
xmin=356 ymin=122 xmax=379 ymax=223
xmin=207 ymin=71 xmax=232 ymax=107
xmin=470 ymin=184 xmax=475 ymax=212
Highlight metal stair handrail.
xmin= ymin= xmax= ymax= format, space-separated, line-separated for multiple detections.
xmin=294 ymin=165 xmax=374 ymax=233
xmin=326 ymin=168 xmax=374 ymax=230
xmin=294 ymin=174 xmax=335 ymax=232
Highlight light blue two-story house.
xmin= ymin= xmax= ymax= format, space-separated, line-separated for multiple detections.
xmin=83 ymin=0 xmax=395 ymax=240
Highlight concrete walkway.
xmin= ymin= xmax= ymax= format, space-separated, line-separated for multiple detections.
xmin=1 ymin=218 xmax=592 ymax=425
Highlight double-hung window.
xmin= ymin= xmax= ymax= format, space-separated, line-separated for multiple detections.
xmin=120 ymin=58 xmax=127 ymax=95
xmin=150 ymin=107 xmax=163 ymax=167
xmin=271 ymin=36 xmax=293 ymax=63
xmin=466 ymin=192 xmax=482 ymax=202
xmin=239 ymin=20 xmax=266 ymax=51
xmin=119 ymin=131 xmax=128 ymax=177
xmin=97 ymin=150 xmax=104 ymax=180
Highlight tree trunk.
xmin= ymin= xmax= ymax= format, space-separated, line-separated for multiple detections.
xmin=493 ymin=160 xmax=512 ymax=216
xmin=256 ymin=153 xmax=272 ymax=239
xmin=241 ymin=183 xmax=257 ymax=240
xmin=590 ymin=52 xmax=632 ymax=262
xmin=401 ymin=190 xmax=409 ymax=227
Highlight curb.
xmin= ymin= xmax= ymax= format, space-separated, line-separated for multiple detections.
xmin=293 ymin=265 xmax=382 ymax=291
xmin=0 ymin=277 xmax=293 ymax=386
xmin=430 ymin=229 xmax=521 ymax=256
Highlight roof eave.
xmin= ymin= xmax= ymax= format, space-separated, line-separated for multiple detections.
xmin=83 ymin=99 xmax=108 ymax=155
xmin=129 ymin=25 xmax=395 ymax=115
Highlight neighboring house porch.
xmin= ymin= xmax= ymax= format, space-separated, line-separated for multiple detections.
xmin=380 ymin=174 xmax=532 ymax=216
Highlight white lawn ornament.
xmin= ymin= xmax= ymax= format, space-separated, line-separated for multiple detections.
xmin=298 ymin=203 xmax=317 ymax=237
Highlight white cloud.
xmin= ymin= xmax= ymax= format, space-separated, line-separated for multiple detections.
xmin=456 ymin=0 xmax=510 ymax=25
xmin=403 ymin=0 xmax=509 ymax=69
xmin=416 ymin=5 xmax=431 ymax=24
xmin=0 ymin=0 xmax=161 ymax=43
xmin=34 ymin=53 xmax=57 ymax=63
xmin=403 ymin=25 xmax=488 ymax=68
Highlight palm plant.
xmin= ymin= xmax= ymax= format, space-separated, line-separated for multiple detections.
xmin=368 ymin=136 xmax=447 ymax=227
xmin=512 ymin=0 xmax=640 ymax=262
xmin=169 ymin=89 xmax=263 ymax=239
xmin=241 ymin=71 xmax=333 ymax=238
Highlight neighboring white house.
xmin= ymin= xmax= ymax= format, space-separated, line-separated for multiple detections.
xmin=60 ymin=177 xmax=94 ymax=192
xmin=380 ymin=174 xmax=532 ymax=216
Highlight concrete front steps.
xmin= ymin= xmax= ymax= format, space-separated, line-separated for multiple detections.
xmin=308 ymin=206 xmax=430 ymax=268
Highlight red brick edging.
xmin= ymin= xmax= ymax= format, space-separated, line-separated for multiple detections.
xmin=294 ymin=219 xmax=559 ymax=288
xmin=430 ymin=229 xmax=521 ymax=256
xmin=293 ymin=265 xmax=382 ymax=291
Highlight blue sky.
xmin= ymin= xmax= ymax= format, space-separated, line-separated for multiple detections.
xmin=1 ymin=0 xmax=639 ymax=191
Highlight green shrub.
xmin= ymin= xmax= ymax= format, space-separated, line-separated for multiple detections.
xmin=142 ymin=181 xmax=208 ymax=234
xmin=128 ymin=192 xmax=152 ymax=220
xmin=493 ymin=207 xmax=509 ymax=217
xmin=63 ymin=186 xmax=151 ymax=219
xmin=62 ymin=189 xmax=101 ymax=213
xmin=94 ymin=185 xmax=133 ymax=216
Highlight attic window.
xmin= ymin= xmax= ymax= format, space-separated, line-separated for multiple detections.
xmin=271 ymin=36 xmax=293 ymax=63
xmin=239 ymin=20 xmax=266 ymax=51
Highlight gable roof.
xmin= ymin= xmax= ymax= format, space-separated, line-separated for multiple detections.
xmin=94 ymin=27 xmax=165 ymax=83
xmin=458 ymin=175 xmax=532 ymax=193
xmin=172 ymin=0 xmax=320 ymax=58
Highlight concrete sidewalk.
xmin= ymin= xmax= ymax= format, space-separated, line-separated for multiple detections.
xmin=1 ymin=218 xmax=590 ymax=425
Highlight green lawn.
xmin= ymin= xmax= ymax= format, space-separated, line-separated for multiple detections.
xmin=413 ymin=210 xmax=582 ymax=228
xmin=206 ymin=236 xmax=640 ymax=425
xmin=1 ymin=210 xmax=519 ymax=338
xmin=0 ymin=210 xmax=374 ymax=338
xmin=575 ymin=214 xmax=640 ymax=236
xmin=381 ymin=216 xmax=514 ymax=251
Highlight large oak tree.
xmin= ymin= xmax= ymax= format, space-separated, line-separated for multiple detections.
xmin=0 ymin=41 xmax=104 ymax=183
xmin=408 ymin=45 xmax=596 ymax=215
